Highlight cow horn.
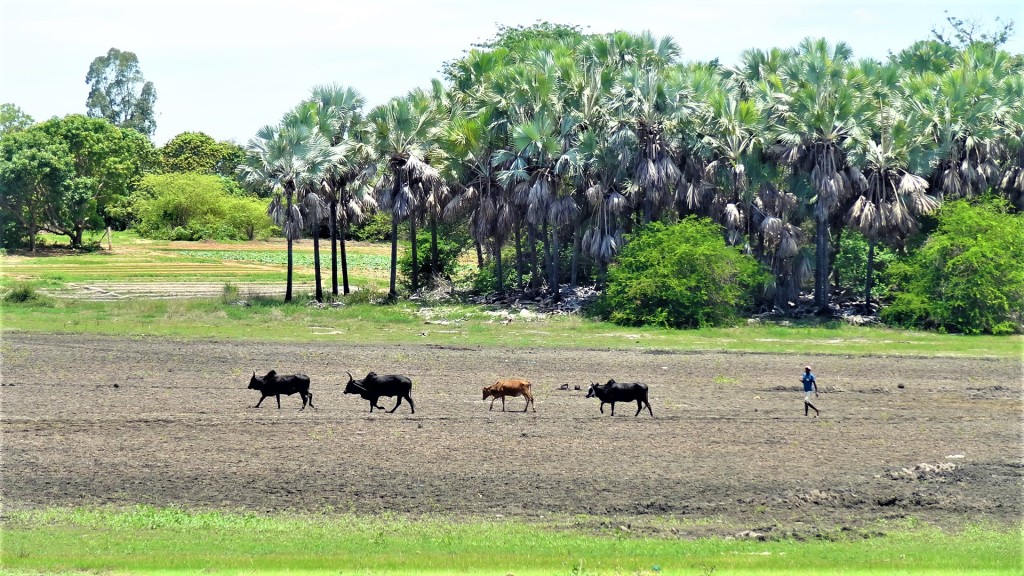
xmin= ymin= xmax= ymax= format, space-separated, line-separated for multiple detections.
xmin=346 ymin=371 xmax=353 ymax=383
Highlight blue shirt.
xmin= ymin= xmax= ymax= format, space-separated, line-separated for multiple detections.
xmin=802 ymin=372 xmax=816 ymax=392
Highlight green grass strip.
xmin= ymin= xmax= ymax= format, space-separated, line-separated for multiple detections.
xmin=2 ymin=507 xmax=1021 ymax=575
xmin=2 ymin=297 xmax=1021 ymax=358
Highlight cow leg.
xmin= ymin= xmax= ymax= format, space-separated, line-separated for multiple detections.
xmin=389 ymin=397 xmax=403 ymax=413
xmin=299 ymin=393 xmax=307 ymax=411
xmin=489 ymin=397 xmax=496 ymax=411
xmin=599 ymin=402 xmax=605 ymax=414
xmin=634 ymin=399 xmax=643 ymax=417
xmin=610 ymin=402 xmax=616 ymax=416
xmin=254 ymin=394 xmax=267 ymax=408
xmin=523 ymin=395 xmax=529 ymax=412
xmin=501 ymin=397 xmax=506 ymax=412
xmin=276 ymin=394 xmax=281 ymax=409
xmin=307 ymin=392 xmax=315 ymax=410
xmin=645 ymin=400 xmax=653 ymax=417
xmin=406 ymin=394 xmax=414 ymax=414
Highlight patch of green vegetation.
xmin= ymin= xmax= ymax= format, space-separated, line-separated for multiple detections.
xmin=1 ymin=296 xmax=1020 ymax=358
xmin=1 ymin=507 xmax=1019 ymax=575
xmin=178 ymin=249 xmax=390 ymax=271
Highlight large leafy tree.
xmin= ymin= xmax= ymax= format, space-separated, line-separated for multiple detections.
xmin=160 ymin=131 xmax=244 ymax=177
xmin=0 ymin=104 xmax=35 ymax=135
xmin=36 ymin=115 xmax=155 ymax=244
xmin=0 ymin=127 xmax=74 ymax=250
xmin=85 ymin=48 xmax=157 ymax=138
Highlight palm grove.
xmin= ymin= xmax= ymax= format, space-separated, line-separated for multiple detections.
xmin=2 ymin=24 xmax=1023 ymax=334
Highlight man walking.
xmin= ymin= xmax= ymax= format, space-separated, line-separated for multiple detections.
xmin=802 ymin=365 xmax=820 ymax=417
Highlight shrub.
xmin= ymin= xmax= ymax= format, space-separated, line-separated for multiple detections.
xmin=833 ymin=230 xmax=898 ymax=300
xmin=349 ymin=211 xmax=393 ymax=242
xmin=133 ymin=174 xmax=271 ymax=241
xmin=881 ymin=199 xmax=1024 ymax=334
xmin=3 ymin=282 xmax=52 ymax=306
xmin=593 ymin=218 xmax=769 ymax=329
xmin=399 ymin=226 xmax=470 ymax=290
xmin=472 ymin=247 xmax=519 ymax=294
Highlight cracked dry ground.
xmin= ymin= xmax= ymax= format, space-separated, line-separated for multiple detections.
xmin=2 ymin=333 xmax=1021 ymax=537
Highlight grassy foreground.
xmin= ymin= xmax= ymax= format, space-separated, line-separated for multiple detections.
xmin=2 ymin=507 xmax=1021 ymax=575
xmin=2 ymin=295 xmax=1021 ymax=358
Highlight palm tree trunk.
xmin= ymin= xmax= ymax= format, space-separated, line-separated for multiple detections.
xmin=286 ymin=191 xmax=294 ymax=303
xmin=550 ymin=223 xmax=560 ymax=303
xmin=514 ymin=222 xmax=523 ymax=290
xmin=494 ymin=238 xmax=504 ymax=294
xmin=864 ymin=237 xmax=875 ymax=305
xmin=329 ymin=199 xmax=339 ymax=296
xmin=528 ymin=223 xmax=540 ymax=291
xmin=475 ymin=240 xmax=484 ymax=269
xmin=341 ymin=222 xmax=350 ymax=295
xmin=410 ymin=210 xmax=419 ymax=292
xmin=570 ymin=216 xmax=581 ymax=287
xmin=389 ymin=213 xmax=399 ymax=298
xmin=814 ymin=212 xmax=828 ymax=313
xmin=313 ymin=229 xmax=323 ymax=303
xmin=430 ymin=212 xmax=439 ymax=277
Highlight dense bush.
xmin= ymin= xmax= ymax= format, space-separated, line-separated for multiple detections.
xmin=349 ymin=211 xmax=393 ymax=242
xmin=399 ymin=226 xmax=470 ymax=290
xmin=3 ymin=282 xmax=52 ymax=306
xmin=133 ymin=173 xmax=274 ymax=241
xmin=593 ymin=218 xmax=769 ymax=328
xmin=882 ymin=200 xmax=1024 ymax=334
xmin=833 ymin=230 xmax=898 ymax=300
xmin=471 ymin=247 xmax=519 ymax=294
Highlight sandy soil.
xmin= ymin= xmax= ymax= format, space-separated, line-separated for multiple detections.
xmin=2 ymin=333 xmax=1021 ymax=537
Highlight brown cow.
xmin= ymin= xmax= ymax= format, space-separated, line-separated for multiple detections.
xmin=482 ymin=379 xmax=535 ymax=412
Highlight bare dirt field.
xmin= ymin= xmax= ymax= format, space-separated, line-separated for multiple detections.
xmin=2 ymin=332 xmax=1021 ymax=537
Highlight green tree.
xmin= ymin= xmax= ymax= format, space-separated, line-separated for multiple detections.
xmin=38 ymin=115 xmax=155 ymax=241
xmin=595 ymin=218 xmax=768 ymax=328
xmin=85 ymin=48 xmax=157 ymax=137
xmin=0 ymin=103 xmax=35 ymax=135
xmin=240 ymin=118 xmax=333 ymax=302
xmin=883 ymin=200 xmax=1024 ymax=334
xmin=369 ymin=93 xmax=444 ymax=298
xmin=0 ymin=128 xmax=73 ymax=250
xmin=160 ymin=131 xmax=243 ymax=177
xmin=134 ymin=173 xmax=272 ymax=240
xmin=766 ymin=38 xmax=870 ymax=313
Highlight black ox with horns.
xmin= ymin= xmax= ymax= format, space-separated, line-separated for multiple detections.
xmin=248 ymin=370 xmax=315 ymax=410
xmin=586 ymin=379 xmax=653 ymax=417
xmin=343 ymin=371 xmax=415 ymax=413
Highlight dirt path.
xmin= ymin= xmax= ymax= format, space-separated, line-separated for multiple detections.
xmin=1 ymin=333 xmax=1020 ymax=537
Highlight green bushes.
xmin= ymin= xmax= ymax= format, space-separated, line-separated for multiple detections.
xmin=882 ymin=200 xmax=1024 ymax=334
xmin=593 ymin=218 xmax=769 ymax=328
xmin=133 ymin=173 xmax=275 ymax=241
xmin=3 ymin=283 xmax=53 ymax=306
xmin=399 ymin=227 xmax=470 ymax=290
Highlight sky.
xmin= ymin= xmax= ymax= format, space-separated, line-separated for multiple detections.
xmin=2 ymin=0 xmax=1021 ymax=146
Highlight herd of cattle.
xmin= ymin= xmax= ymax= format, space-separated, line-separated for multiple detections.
xmin=247 ymin=370 xmax=654 ymax=416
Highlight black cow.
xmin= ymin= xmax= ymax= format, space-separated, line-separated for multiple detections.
xmin=344 ymin=371 xmax=415 ymax=413
xmin=248 ymin=370 xmax=314 ymax=410
xmin=586 ymin=379 xmax=653 ymax=417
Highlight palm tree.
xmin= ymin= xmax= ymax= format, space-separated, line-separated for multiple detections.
xmin=308 ymin=84 xmax=376 ymax=295
xmin=239 ymin=118 xmax=333 ymax=302
xmin=765 ymin=37 xmax=870 ymax=312
xmin=368 ymin=93 xmax=443 ymax=298
xmin=905 ymin=45 xmax=1006 ymax=202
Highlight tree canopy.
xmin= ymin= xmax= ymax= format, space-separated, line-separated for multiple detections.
xmin=85 ymin=48 xmax=158 ymax=137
